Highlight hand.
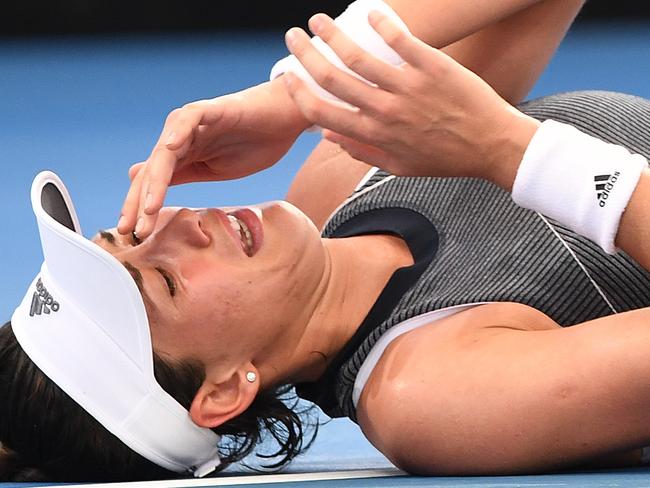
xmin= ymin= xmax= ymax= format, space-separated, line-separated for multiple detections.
xmin=118 ymin=79 xmax=310 ymax=238
xmin=282 ymin=11 xmax=540 ymax=191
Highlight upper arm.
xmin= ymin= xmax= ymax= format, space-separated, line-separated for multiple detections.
xmin=384 ymin=0 xmax=542 ymax=48
xmin=383 ymin=0 xmax=584 ymax=103
xmin=285 ymin=139 xmax=373 ymax=231
xmin=356 ymin=302 xmax=650 ymax=474
xmin=441 ymin=0 xmax=585 ymax=104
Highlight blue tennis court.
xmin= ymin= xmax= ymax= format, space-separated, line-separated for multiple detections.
xmin=1 ymin=21 xmax=649 ymax=488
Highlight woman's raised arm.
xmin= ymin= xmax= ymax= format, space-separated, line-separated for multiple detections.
xmin=118 ymin=79 xmax=311 ymax=239
xmin=121 ymin=0 xmax=580 ymax=240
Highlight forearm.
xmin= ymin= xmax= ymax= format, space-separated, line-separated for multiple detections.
xmin=265 ymin=77 xmax=311 ymax=132
xmin=616 ymin=170 xmax=650 ymax=270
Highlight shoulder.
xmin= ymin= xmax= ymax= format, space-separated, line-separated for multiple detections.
xmin=356 ymin=302 xmax=559 ymax=471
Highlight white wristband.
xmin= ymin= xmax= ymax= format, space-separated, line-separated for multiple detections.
xmin=270 ymin=0 xmax=411 ymax=103
xmin=512 ymin=120 xmax=647 ymax=254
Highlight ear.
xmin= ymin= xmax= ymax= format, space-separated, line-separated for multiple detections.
xmin=189 ymin=362 xmax=260 ymax=428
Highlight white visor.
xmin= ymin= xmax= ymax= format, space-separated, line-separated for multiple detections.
xmin=11 ymin=171 xmax=221 ymax=478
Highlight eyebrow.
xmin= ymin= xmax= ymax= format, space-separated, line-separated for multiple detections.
xmin=123 ymin=261 xmax=158 ymax=314
xmin=98 ymin=229 xmax=116 ymax=245
xmin=98 ymin=231 xmax=167 ymax=310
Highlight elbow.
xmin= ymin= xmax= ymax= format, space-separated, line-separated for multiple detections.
xmin=376 ymin=419 xmax=475 ymax=475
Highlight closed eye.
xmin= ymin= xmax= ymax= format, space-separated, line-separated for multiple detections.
xmin=97 ymin=229 xmax=140 ymax=249
xmin=156 ymin=267 xmax=176 ymax=297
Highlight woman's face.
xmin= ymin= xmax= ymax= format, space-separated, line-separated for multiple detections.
xmin=92 ymin=202 xmax=325 ymax=366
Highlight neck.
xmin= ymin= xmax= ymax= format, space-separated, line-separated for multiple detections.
xmin=259 ymin=233 xmax=413 ymax=387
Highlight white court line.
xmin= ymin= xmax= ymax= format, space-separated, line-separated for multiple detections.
xmin=42 ymin=468 xmax=406 ymax=488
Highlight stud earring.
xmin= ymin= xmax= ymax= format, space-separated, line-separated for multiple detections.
xmin=246 ymin=371 xmax=257 ymax=383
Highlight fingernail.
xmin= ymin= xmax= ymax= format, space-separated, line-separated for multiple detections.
xmin=309 ymin=15 xmax=323 ymax=34
xmin=285 ymin=29 xmax=297 ymax=47
xmin=368 ymin=10 xmax=383 ymax=23
xmin=166 ymin=131 xmax=176 ymax=146
xmin=118 ymin=215 xmax=127 ymax=231
xmin=145 ymin=192 xmax=153 ymax=212
xmin=135 ymin=217 xmax=144 ymax=235
xmin=283 ymin=72 xmax=293 ymax=87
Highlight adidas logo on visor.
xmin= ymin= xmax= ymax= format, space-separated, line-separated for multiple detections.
xmin=30 ymin=278 xmax=60 ymax=316
xmin=594 ymin=171 xmax=621 ymax=208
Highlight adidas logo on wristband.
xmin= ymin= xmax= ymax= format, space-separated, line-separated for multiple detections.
xmin=30 ymin=278 xmax=60 ymax=316
xmin=594 ymin=172 xmax=621 ymax=208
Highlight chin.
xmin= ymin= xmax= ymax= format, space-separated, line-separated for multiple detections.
xmin=256 ymin=201 xmax=322 ymax=257
xmin=247 ymin=200 xmax=312 ymax=226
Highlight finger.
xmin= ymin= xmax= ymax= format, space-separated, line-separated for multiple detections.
xmin=163 ymin=103 xmax=210 ymax=151
xmin=118 ymin=165 xmax=146 ymax=234
xmin=323 ymin=130 xmax=393 ymax=168
xmin=133 ymin=178 xmax=160 ymax=239
xmin=308 ymin=13 xmax=402 ymax=91
xmin=367 ymin=10 xmax=433 ymax=69
xmin=140 ymin=146 xmax=177 ymax=216
xmin=285 ymin=27 xmax=384 ymax=113
xmin=129 ymin=162 xmax=145 ymax=181
xmin=283 ymin=71 xmax=378 ymax=145
xmin=124 ymin=146 xmax=177 ymax=240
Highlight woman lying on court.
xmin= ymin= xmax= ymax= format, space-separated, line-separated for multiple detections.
xmin=4 ymin=0 xmax=650 ymax=482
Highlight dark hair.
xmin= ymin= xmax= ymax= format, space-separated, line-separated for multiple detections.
xmin=0 ymin=321 xmax=317 ymax=482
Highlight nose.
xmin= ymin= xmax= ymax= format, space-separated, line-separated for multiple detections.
xmin=163 ymin=208 xmax=211 ymax=248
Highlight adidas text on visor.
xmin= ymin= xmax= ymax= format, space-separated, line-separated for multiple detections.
xmin=11 ymin=171 xmax=221 ymax=478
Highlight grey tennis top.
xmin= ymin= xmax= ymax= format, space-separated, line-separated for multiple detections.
xmin=295 ymin=91 xmax=650 ymax=422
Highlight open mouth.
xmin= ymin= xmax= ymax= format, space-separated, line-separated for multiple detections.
xmin=205 ymin=207 xmax=263 ymax=257
xmin=226 ymin=214 xmax=253 ymax=256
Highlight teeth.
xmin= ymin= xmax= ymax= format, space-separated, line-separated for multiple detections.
xmin=227 ymin=215 xmax=241 ymax=232
xmin=227 ymin=214 xmax=253 ymax=255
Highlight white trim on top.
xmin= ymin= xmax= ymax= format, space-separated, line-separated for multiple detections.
xmin=321 ymin=169 xmax=396 ymax=231
xmin=353 ymin=303 xmax=490 ymax=407
xmin=353 ymin=166 xmax=380 ymax=192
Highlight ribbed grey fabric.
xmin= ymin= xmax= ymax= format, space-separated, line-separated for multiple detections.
xmin=319 ymin=91 xmax=650 ymax=421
